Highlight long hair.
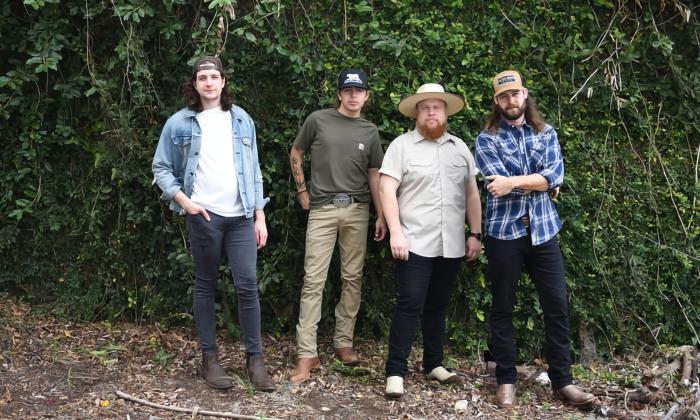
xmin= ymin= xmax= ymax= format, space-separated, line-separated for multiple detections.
xmin=484 ymin=95 xmax=546 ymax=133
xmin=184 ymin=73 xmax=233 ymax=113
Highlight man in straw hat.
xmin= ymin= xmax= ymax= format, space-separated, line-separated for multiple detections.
xmin=379 ymin=83 xmax=482 ymax=398
xmin=152 ymin=56 xmax=275 ymax=392
xmin=475 ymin=70 xmax=595 ymax=408
xmin=288 ymin=68 xmax=386 ymax=383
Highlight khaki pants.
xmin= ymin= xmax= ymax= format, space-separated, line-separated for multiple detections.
xmin=295 ymin=203 xmax=369 ymax=358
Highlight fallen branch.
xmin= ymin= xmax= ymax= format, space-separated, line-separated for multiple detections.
xmin=662 ymin=400 xmax=681 ymax=420
xmin=115 ymin=390 xmax=282 ymax=419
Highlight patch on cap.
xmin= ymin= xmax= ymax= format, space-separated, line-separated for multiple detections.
xmin=198 ymin=62 xmax=217 ymax=70
xmin=344 ymin=73 xmax=362 ymax=85
xmin=497 ymin=75 xmax=517 ymax=86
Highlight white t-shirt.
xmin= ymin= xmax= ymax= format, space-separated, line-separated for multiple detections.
xmin=191 ymin=106 xmax=245 ymax=217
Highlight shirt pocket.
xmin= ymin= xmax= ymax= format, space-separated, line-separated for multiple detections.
xmin=351 ymin=140 xmax=369 ymax=168
xmin=497 ymin=139 xmax=520 ymax=173
xmin=406 ymin=159 xmax=435 ymax=182
xmin=171 ymin=134 xmax=192 ymax=168
xmin=447 ymin=159 xmax=468 ymax=184
xmin=172 ymin=134 xmax=192 ymax=147
xmin=529 ymin=139 xmax=547 ymax=168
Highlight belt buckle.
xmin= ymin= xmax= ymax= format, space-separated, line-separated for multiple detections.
xmin=332 ymin=194 xmax=352 ymax=208
xmin=521 ymin=216 xmax=530 ymax=228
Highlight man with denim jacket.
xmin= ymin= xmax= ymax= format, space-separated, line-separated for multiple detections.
xmin=475 ymin=70 xmax=594 ymax=408
xmin=152 ymin=56 xmax=275 ymax=392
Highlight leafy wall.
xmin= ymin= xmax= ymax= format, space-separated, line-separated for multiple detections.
xmin=1 ymin=0 xmax=698 ymax=359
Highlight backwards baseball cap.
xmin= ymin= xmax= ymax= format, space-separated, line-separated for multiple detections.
xmin=337 ymin=68 xmax=370 ymax=90
xmin=492 ymin=70 xmax=524 ymax=97
xmin=192 ymin=56 xmax=224 ymax=78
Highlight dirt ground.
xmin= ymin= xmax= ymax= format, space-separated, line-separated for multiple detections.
xmin=1 ymin=296 xmax=697 ymax=419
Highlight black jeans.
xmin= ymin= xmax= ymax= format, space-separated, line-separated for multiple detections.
xmin=186 ymin=212 xmax=262 ymax=355
xmin=485 ymin=235 xmax=573 ymax=389
xmin=385 ymin=253 xmax=461 ymax=378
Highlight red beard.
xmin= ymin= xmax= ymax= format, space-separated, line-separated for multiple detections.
xmin=417 ymin=120 xmax=447 ymax=140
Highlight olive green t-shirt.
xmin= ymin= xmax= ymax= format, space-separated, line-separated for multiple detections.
xmin=293 ymin=108 xmax=384 ymax=207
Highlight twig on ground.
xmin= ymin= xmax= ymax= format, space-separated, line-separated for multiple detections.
xmin=115 ymin=390 xmax=282 ymax=419
xmin=662 ymin=400 xmax=681 ymax=420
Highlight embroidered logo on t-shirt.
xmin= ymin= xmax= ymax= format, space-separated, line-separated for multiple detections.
xmin=358 ymin=143 xmax=365 ymax=151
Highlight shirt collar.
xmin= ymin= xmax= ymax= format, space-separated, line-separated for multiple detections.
xmin=410 ymin=129 xmax=455 ymax=144
xmin=499 ymin=118 xmax=532 ymax=130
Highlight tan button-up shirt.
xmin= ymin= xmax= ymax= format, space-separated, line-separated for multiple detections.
xmin=380 ymin=129 xmax=478 ymax=258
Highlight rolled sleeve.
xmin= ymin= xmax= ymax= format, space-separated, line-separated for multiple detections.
xmin=379 ymin=140 xmax=404 ymax=182
xmin=537 ymin=130 xmax=564 ymax=190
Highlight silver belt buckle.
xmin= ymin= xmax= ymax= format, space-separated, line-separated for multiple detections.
xmin=332 ymin=194 xmax=352 ymax=208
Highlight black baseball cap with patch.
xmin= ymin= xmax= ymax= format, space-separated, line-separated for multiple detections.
xmin=192 ymin=56 xmax=224 ymax=78
xmin=337 ymin=68 xmax=370 ymax=90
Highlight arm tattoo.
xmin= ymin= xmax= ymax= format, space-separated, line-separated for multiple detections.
xmin=290 ymin=155 xmax=305 ymax=188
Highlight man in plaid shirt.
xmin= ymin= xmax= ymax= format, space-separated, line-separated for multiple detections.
xmin=475 ymin=70 xmax=594 ymax=409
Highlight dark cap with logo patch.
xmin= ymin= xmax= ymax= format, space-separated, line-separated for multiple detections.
xmin=337 ymin=68 xmax=370 ymax=90
xmin=192 ymin=56 xmax=224 ymax=78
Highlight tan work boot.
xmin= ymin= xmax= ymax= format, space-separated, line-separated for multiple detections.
xmin=246 ymin=354 xmax=276 ymax=392
xmin=496 ymin=383 xmax=516 ymax=408
xmin=334 ymin=347 xmax=360 ymax=366
xmin=201 ymin=352 xmax=234 ymax=389
xmin=289 ymin=356 xmax=321 ymax=384
xmin=554 ymin=384 xmax=595 ymax=407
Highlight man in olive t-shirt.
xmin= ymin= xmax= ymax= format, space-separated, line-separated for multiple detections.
xmin=288 ymin=69 xmax=386 ymax=383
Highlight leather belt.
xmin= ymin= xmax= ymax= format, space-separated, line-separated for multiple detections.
xmin=332 ymin=194 xmax=353 ymax=208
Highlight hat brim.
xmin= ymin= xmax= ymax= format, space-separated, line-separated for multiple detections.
xmin=398 ymin=92 xmax=464 ymax=118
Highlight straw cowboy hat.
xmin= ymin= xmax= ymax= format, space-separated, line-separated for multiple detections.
xmin=398 ymin=83 xmax=464 ymax=118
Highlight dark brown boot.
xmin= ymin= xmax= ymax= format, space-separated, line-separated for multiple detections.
xmin=246 ymin=354 xmax=276 ymax=392
xmin=334 ymin=347 xmax=360 ymax=366
xmin=201 ymin=352 xmax=234 ymax=389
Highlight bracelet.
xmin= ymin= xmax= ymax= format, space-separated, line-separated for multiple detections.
xmin=296 ymin=189 xmax=307 ymax=195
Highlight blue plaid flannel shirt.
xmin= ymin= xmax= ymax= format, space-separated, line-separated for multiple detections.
xmin=475 ymin=120 xmax=564 ymax=246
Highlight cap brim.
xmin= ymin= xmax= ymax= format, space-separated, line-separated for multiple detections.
xmin=338 ymin=84 xmax=369 ymax=90
xmin=493 ymin=85 xmax=524 ymax=97
xmin=398 ymin=92 xmax=465 ymax=117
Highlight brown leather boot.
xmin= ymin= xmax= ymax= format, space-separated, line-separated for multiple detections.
xmin=554 ymin=384 xmax=595 ymax=407
xmin=245 ymin=354 xmax=276 ymax=392
xmin=334 ymin=347 xmax=360 ymax=366
xmin=201 ymin=352 xmax=234 ymax=389
xmin=289 ymin=357 xmax=321 ymax=384
xmin=495 ymin=384 xmax=516 ymax=408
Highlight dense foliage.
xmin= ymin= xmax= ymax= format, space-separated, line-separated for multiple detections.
xmin=1 ymin=0 xmax=698 ymax=360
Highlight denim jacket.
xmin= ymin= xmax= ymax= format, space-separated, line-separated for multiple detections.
xmin=152 ymin=105 xmax=269 ymax=218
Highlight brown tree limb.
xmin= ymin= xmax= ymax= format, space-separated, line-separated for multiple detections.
xmin=115 ymin=390 xmax=282 ymax=419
